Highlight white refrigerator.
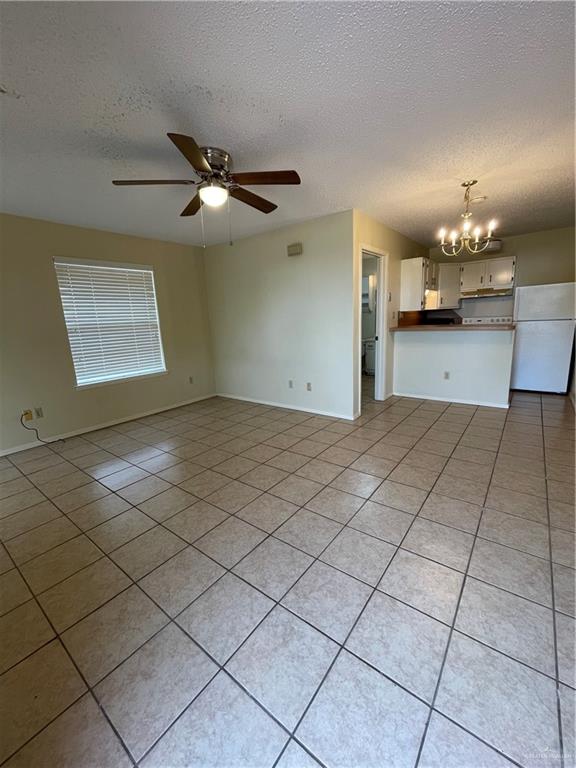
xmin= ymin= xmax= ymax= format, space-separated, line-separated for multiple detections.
xmin=511 ymin=282 xmax=575 ymax=392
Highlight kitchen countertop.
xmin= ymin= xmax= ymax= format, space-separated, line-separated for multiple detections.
xmin=391 ymin=324 xmax=515 ymax=332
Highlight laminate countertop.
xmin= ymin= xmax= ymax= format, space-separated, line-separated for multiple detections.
xmin=391 ymin=324 xmax=515 ymax=332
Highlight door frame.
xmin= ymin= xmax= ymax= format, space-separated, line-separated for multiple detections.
xmin=357 ymin=246 xmax=389 ymax=414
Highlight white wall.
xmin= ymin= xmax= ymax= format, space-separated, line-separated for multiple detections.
xmin=393 ymin=329 xmax=515 ymax=408
xmin=204 ymin=211 xmax=355 ymax=418
xmin=0 ymin=214 xmax=214 ymax=453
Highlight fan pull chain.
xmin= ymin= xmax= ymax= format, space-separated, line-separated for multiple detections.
xmin=199 ymin=200 xmax=206 ymax=249
xmin=227 ymin=194 xmax=233 ymax=246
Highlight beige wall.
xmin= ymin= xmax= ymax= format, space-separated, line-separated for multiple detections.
xmin=429 ymin=226 xmax=575 ymax=286
xmin=204 ymin=211 xmax=355 ymax=418
xmin=353 ymin=210 xmax=427 ymax=410
xmin=0 ymin=214 xmax=214 ymax=453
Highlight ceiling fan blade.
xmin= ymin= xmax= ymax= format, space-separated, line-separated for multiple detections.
xmin=180 ymin=195 xmax=203 ymax=217
xmin=230 ymin=187 xmax=277 ymax=214
xmin=167 ymin=133 xmax=212 ymax=175
xmin=230 ymin=170 xmax=301 ymax=186
xmin=112 ymin=180 xmax=194 ymax=185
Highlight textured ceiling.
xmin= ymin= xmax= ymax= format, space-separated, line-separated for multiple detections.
xmin=0 ymin=1 xmax=574 ymax=246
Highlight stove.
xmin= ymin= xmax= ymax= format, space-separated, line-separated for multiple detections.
xmin=461 ymin=316 xmax=513 ymax=325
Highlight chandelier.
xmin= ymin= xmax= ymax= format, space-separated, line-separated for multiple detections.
xmin=438 ymin=180 xmax=497 ymax=257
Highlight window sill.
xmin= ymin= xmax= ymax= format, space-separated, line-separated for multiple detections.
xmin=75 ymin=369 xmax=168 ymax=391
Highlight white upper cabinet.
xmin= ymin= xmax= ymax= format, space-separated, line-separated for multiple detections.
xmin=485 ymin=257 xmax=515 ymax=289
xmin=437 ymin=263 xmax=461 ymax=308
xmin=460 ymin=261 xmax=487 ymax=293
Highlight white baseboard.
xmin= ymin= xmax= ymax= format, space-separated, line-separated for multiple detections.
xmin=1 ymin=394 xmax=217 ymax=457
xmin=392 ymin=391 xmax=510 ymax=409
xmin=216 ymin=393 xmax=354 ymax=421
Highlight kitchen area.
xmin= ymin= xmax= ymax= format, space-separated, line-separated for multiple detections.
xmin=392 ymin=253 xmax=575 ymax=408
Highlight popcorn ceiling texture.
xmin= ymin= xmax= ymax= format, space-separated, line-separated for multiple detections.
xmin=0 ymin=1 xmax=573 ymax=246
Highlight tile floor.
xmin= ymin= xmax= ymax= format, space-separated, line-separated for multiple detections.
xmin=0 ymin=383 xmax=574 ymax=767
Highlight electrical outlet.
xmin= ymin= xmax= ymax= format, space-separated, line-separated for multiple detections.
xmin=443 ymin=371 xmax=450 ymax=380
xmin=306 ymin=382 xmax=312 ymax=392
xmin=34 ymin=407 xmax=44 ymax=419
xmin=22 ymin=409 xmax=33 ymax=422
xmin=288 ymin=380 xmax=294 ymax=389
xmin=188 ymin=376 xmax=194 ymax=385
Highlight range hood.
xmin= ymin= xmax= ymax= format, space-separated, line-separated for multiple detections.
xmin=460 ymin=287 xmax=513 ymax=298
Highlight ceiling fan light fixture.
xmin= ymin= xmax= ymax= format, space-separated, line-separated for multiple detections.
xmin=199 ymin=180 xmax=228 ymax=207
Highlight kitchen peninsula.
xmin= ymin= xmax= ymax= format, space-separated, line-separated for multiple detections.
xmin=391 ymin=325 xmax=515 ymax=408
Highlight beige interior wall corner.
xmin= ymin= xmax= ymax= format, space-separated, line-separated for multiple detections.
xmin=0 ymin=213 xmax=214 ymax=453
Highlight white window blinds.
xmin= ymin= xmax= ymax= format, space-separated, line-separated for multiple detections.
xmin=54 ymin=259 xmax=166 ymax=387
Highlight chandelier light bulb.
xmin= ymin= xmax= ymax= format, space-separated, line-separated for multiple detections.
xmin=199 ymin=181 xmax=229 ymax=208
xmin=450 ymin=230 xmax=458 ymax=246
xmin=439 ymin=228 xmax=447 ymax=244
xmin=463 ymin=220 xmax=471 ymax=233
xmin=474 ymin=226 xmax=481 ymax=243
xmin=488 ymin=219 xmax=497 ymax=237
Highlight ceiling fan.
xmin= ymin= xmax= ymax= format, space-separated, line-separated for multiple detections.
xmin=113 ymin=133 xmax=301 ymax=216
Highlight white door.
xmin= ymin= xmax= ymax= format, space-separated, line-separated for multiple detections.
xmin=486 ymin=257 xmax=515 ymax=288
xmin=460 ymin=261 xmax=486 ymax=293
xmin=438 ymin=263 xmax=461 ymax=308
xmin=511 ymin=320 xmax=575 ymax=391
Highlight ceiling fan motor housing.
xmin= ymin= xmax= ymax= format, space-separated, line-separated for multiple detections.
xmin=200 ymin=147 xmax=231 ymax=177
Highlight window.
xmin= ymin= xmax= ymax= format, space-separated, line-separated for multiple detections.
xmin=54 ymin=258 xmax=166 ymax=387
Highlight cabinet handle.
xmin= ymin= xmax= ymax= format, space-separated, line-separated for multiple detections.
xmin=440 ymin=297 xmax=443 ymax=305
xmin=489 ymin=274 xmax=492 ymax=283
xmin=480 ymin=275 xmax=484 ymax=284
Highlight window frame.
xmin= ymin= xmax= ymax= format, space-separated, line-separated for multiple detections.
xmin=53 ymin=257 xmax=168 ymax=389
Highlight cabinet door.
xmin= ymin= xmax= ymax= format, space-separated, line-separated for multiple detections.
xmin=400 ymin=258 xmax=425 ymax=311
xmin=438 ymin=263 xmax=461 ymax=308
xmin=486 ymin=257 xmax=515 ymax=288
xmin=460 ymin=261 xmax=486 ymax=292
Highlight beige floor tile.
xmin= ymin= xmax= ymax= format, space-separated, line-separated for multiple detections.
xmin=419 ymin=493 xmax=481 ymax=534
xmin=5 ymin=517 xmax=80 ymax=565
xmin=178 ymin=573 xmax=274 ymax=663
xmin=163 ymin=500 xmax=229 ymax=543
xmin=434 ymin=473 xmax=488 ymax=506
xmin=110 ymin=525 xmax=186 ymax=580
xmin=204 ymin=480 xmax=262 ymax=513
xmin=67 ymin=494 xmax=132 ymax=531
xmin=95 ymin=623 xmax=217 ymax=761
xmin=195 ymin=516 xmax=266 ymax=567
xmin=272 ymin=475 xmax=324 ymax=506
xmin=86 ymin=508 xmax=156 ymax=553
xmin=0 ymin=488 xmax=46 ymax=519
xmin=179 ymin=469 xmax=232 ymax=498
xmin=137 ymin=486 xmax=197 ymax=522
xmin=236 ymin=493 xmax=299 ymax=533
xmin=139 ymin=547 xmax=224 ymax=617
xmin=21 ymin=534 xmax=102 ymax=593
xmin=370 ymin=480 xmax=427 ymax=514
xmin=3 ymin=693 xmax=131 ymax=768
xmin=275 ymin=509 xmax=343 ymax=557
xmin=0 ymin=500 xmax=61 ymax=542
xmin=349 ymin=500 xmax=413 ymax=545
xmin=0 ymin=569 xmax=31 ymax=616
xmin=485 ymin=486 xmax=548 ymax=525
xmin=0 ymin=600 xmax=55 ymax=674
xmin=140 ymin=672 xmax=286 ymax=768
xmin=52 ymin=482 xmax=110 ymax=513
xmin=0 ymin=641 xmax=86 ymax=763
xmin=38 ymin=557 xmax=131 ymax=632
xmin=61 ymin=586 xmax=168 ymax=685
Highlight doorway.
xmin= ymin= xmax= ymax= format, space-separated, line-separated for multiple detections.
xmin=360 ymin=250 xmax=386 ymax=405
